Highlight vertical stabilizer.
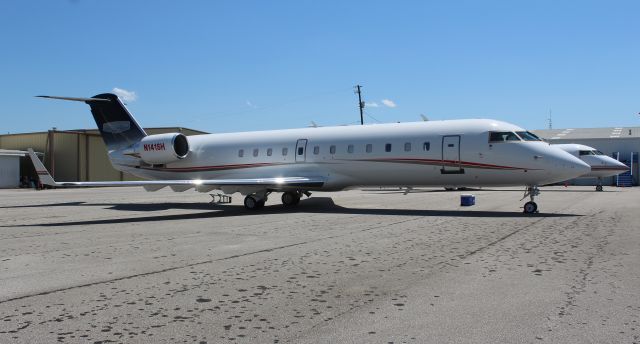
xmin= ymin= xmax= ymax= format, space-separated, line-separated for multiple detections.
xmin=86 ymin=93 xmax=147 ymax=149
xmin=37 ymin=93 xmax=147 ymax=149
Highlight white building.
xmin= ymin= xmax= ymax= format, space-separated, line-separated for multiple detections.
xmin=0 ymin=150 xmax=27 ymax=188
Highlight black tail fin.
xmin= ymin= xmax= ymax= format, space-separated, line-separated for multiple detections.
xmin=37 ymin=93 xmax=146 ymax=149
xmin=87 ymin=93 xmax=146 ymax=149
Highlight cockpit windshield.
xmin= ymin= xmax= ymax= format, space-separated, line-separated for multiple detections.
xmin=489 ymin=131 xmax=521 ymax=142
xmin=579 ymin=150 xmax=605 ymax=156
xmin=515 ymin=131 xmax=542 ymax=141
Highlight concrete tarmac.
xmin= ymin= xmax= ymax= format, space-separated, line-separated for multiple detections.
xmin=0 ymin=186 xmax=638 ymax=343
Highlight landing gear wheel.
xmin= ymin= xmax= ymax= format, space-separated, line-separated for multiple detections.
xmin=256 ymin=199 xmax=265 ymax=209
xmin=596 ymin=185 xmax=603 ymax=192
xmin=244 ymin=196 xmax=258 ymax=210
xmin=281 ymin=192 xmax=301 ymax=206
xmin=523 ymin=201 xmax=538 ymax=214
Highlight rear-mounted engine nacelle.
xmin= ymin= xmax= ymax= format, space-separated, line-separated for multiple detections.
xmin=135 ymin=133 xmax=189 ymax=164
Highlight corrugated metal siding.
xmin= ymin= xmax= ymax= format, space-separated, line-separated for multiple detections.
xmin=87 ymin=135 xmax=121 ymax=181
xmin=0 ymin=155 xmax=20 ymax=188
xmin=51 ymin=132 xmax=79 ymax=181
xmin=0 ymin=133 xmax=48 ymax=152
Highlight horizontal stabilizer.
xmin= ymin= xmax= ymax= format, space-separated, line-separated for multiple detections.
xmin=36 ymin=95 xmax=110 ymax=103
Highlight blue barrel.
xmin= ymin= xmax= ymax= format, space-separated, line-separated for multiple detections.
xmin=460 ymin=194 xmax=475 ymax=206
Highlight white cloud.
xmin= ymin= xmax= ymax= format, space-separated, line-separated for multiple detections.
xmin=381 ymin=99 xmax=396 ymax=108
xmin=112 ymin=87 xmax=137 ymax=102
xmin=246 ymin=100 xmax=257 ymax=108
xmin=365 ymin=102 xmax=379 ymax=108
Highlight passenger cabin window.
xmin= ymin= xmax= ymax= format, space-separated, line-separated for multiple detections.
xmin=516 ymin=131 xmax=542 ymax=141
xmin=267 ymin=148 xmax=273 ymax=156
xmin=347 ymin=144 xmax=354 ymax=153
xmin=489 ymin=132 xmax=521 ymax=142
xmin=313 ymin=146 xmax=319 ymax=155
xmin=423 ymin=142 xmax=430 ymax=151
xmin=297 ymin=147 xmax=304 ymax=155
xmin=253 ymin=148 xmax=259 ymax=157
xmin=238 ymin=149 xmax=244 ymax=157
xmin=385 ymin=143 xmax=392 ymax=152
xmin=404 ymin=142 xmax=411 ymax=152
xmin=330 ymin=145 xmax=336 ymax=154
xmin=282 ymin=147 xmax=288 ymax=156
xmin=366 ymin=144 xmax=372 ymax=153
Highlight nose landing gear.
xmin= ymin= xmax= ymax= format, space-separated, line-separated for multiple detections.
xmin=595 ymin=177 xmax=604 ymax=192
xmin=522 ymin=185 xmax=540 ymax=214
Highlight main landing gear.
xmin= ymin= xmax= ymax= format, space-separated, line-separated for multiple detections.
xmin=243 ymin=190 xmax=308 ymax=210
xmin=522 ymin=185 xmax=540 ymax=214
xmin=244 ymin=191 xmax=269 ymax=210
xmin=281 ymin=191 xmax=301 ymax=206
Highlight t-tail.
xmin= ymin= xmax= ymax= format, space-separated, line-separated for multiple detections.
xmin=37 ymin=93 xmax=147 ymax=150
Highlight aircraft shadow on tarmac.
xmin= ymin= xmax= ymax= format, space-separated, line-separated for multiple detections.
xmin=8 ymin=197 xmax=581 ymax=227
xmin=363 ymin=187 xmax=620 ymax=195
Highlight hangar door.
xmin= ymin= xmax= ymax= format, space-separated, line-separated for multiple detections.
xmin=0 ymin=155 xmax=20 ymax=188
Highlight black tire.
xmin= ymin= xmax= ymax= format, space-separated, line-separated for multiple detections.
xmin=256 ymin=200 xmax=265 ymax=209
xmin=244 ymin=196 xmax=258 ymax=210
xmin=523 ymin=201 xmax=538 ymax=214
xmin=596 ymin=185 xmax=603 ymax=192
xmin=281 ymin=192 xmax=300 ymax=206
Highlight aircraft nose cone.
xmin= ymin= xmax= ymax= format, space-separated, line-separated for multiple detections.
xmin=612 ymin=159 xmax=629 ymax=170
xmin=554 ymin=149 xmax=590 ymax=178
xmin=573 ymin=158 xmax=591 ymax=175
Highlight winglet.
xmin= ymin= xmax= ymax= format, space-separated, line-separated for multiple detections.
xmin=27 ymin=148 xmax=59 ymax=186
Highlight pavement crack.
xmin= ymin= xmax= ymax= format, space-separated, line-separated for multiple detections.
xmin=0 ymin=215 xmax=423 ymax=305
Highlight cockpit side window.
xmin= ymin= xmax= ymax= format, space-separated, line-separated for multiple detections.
xmin=515 ymin=131 xmax=542 ymax=141
xmin=488 ymin=131 xmax=521 ymax=142
xmin=579 ymin=150 xmax=597 ymax=156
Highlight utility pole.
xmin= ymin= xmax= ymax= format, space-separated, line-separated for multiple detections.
xmin=354 ymin=85 xmax=364 ymax=125
xmin=548 ymin=109 xmax=552 ymax=130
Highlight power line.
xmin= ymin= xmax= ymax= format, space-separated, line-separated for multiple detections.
xmin=363 ymin=110 xmax=382 ymax=123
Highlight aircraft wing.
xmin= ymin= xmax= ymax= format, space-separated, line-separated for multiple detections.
xmin=27 ymin=148 xmax=324 ymax=189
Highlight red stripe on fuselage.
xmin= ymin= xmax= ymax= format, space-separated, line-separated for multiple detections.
xmin=590 ymin=166 xmax=628 ymax=171
xmin=354 ymin=158 xmax=538 ymax=170
xmin=134 ymin=158 xmax=537 ymax=173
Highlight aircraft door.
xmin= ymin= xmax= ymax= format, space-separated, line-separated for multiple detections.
xmin=441 ymin=135 xmax=464 ymax=174
xmin=295 ymin=139 xmax=308 ymax=162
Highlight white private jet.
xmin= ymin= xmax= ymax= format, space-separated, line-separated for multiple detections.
xmin=29 ymin=93 xmax=590 ymax=214
xmin=553 ymin=143 xmax=629 ymax=191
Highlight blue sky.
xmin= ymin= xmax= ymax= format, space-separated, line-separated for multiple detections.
xmin=1 ymin=0 xmax=638 ymax=134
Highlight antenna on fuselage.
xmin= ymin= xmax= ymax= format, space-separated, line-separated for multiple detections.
xmin=420 ymin=114 xmax=429 ymax=121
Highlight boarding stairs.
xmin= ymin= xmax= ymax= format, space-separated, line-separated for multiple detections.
xmin=616 ymin=170 xmax=633 ymax=187
xmin=614 ymin=152 xmax=634 ymax=187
